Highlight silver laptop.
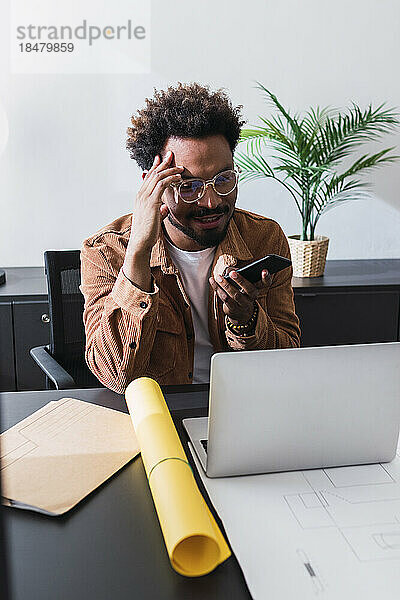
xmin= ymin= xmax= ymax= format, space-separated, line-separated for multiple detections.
xmin=183 ymin=342 xmax=400 ymax=477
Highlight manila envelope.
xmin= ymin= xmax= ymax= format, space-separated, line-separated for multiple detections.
xmin=1 ymin=397 xmax=139 ymax=515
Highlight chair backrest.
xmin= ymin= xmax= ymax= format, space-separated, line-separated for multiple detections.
xmin=44 ymin=250 xmax=101 ymax=388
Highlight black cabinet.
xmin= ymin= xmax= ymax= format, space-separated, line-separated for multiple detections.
xmin=0 ymin=268 xmax=50 ymax=392
xmin=292 ymin=259 xmax=400 ymax=349
xmin=0 ymin=302 xmax=16 ymax=391
xmin=295 ymin=290 xmax=399 ymax=347
xmin=0 ymin=261 xmax=400 ymax=392
xmin=13 ymin=301 xmax=51 ymax=390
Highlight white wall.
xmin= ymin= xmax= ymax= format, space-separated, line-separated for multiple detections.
xmin=1 ymin=0 xmax=400 ymax=266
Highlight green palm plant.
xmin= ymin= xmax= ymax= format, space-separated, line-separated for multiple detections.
xmin=235 ymin=83 xmax=400 ymax=241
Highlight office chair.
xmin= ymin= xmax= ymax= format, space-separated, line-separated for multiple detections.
xmin=30 ymin=250 xmax=102 ymax=390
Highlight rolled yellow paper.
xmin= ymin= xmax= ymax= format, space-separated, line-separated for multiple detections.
xmin=125 ymin=377 xmax=231 ymax=577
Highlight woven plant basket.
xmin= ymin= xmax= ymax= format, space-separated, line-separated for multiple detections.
xmin=287 ymin=235 xmax=329 ymax=277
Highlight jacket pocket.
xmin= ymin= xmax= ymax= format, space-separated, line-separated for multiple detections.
xmin=146 ymin=302 xmax=182 ymax=378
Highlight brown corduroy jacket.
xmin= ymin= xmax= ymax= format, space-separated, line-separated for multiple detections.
xmin=80 ymin=208 xmax=301 ymax=393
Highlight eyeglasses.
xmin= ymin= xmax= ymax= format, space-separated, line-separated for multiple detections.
xmin=170 ymin=165 xmax=241 ymax=204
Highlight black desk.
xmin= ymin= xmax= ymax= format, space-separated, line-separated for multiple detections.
xmin=1 ymin=386 xmax=251 ymax=600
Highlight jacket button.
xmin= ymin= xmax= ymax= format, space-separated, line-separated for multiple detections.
xmin=129 ymin=341 xmax=136 ymax=349
xmin=188 ymin=371 xmax=193 ymax=379
xmin=139 ymin=301 xmax=148 ymax=309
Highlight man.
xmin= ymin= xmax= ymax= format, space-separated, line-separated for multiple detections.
xmin=80 ymin=82 xmax=300 ymax=393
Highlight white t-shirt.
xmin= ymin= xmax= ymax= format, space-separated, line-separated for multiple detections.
xmin=164 ymin=238 xmax=216 ymax=383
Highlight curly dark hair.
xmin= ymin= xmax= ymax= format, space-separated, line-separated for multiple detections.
xmin=126 ymin=82 xmax=246 ymax=170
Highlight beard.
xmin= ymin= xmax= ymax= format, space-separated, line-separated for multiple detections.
xmin=166 ymin=207 xmax=233 ymax=249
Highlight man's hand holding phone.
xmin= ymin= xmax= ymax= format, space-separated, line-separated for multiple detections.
xmin=209 ymin=267 xmax=271 ymax=325
xmin=209 ymin=253 xmax=291 ymax=325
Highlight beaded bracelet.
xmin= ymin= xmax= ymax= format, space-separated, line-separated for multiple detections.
xmin=226 ymin=302 xmax=259 ymax=337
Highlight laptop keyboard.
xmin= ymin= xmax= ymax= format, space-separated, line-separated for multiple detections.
xmin=200 ymin=439 xmax=208 ymax=453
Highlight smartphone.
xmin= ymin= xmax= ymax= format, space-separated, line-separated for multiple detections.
xmin=224 ymin=254 xmax=291 ymax=285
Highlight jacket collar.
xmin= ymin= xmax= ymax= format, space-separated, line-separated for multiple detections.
xmin=148 ymin=211 xmax=254 ymax=274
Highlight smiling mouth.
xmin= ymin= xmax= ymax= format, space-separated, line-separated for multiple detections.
xmin=192 ymin=206 xmax=229 ymax=221
xmin=191 ymin=214 xmax=225 ymax=229
xmin=193 ymin=215 xmax=223 ymax=223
